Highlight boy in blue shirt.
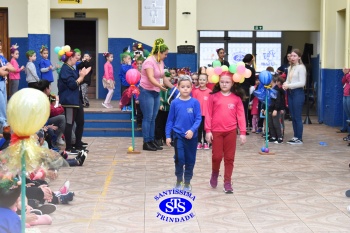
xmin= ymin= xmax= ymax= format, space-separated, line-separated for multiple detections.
xmin=166 ymin=75 xmax=202 ymax=192
xmin=0 ymin=180 xmax=21 ymax=233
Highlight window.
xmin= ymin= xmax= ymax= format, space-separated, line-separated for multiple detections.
xmin=199 ymin=31 xmax=224 ymax=37
xmin=256 ymin=31 xmax=282 ymax=38
xmin=227 ymin=43 xmax=253 ymax=65
xmin=256 ymin=43 xmax=281 ymax=72
xmin=199 ymin=43 xmax=224 ymax=67
xmin=228 ymin=31 xmax=253 ymax=38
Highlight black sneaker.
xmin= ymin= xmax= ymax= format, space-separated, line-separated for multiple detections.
xmin=151 ymin=141 xmax=163 ymax=150
xmin=37 ymin=203 xmax=56 ymax=215
xmin=275 ymin=138 xmax=283 ymax=144
xmin=143 ymin=142 xmax=157 ymax=151
xmin=269 ymin=137 xmax=277 ymax=142
xmin=78 ymin=151 xmax=87 ymax=166
xmin=289 ymin=139 xmax=303 ymax=145
xmin=30 ymin=209 xmax=42 ymax=215
xmin=287 ymin=137 xmax=298 ymax=144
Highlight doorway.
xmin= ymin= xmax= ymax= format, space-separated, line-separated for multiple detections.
xmin=65 ymin=20 xmax=97 ymax=99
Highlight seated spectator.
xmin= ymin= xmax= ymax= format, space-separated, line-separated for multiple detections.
xmin=34 ymin=80 xmax=66 ymax=147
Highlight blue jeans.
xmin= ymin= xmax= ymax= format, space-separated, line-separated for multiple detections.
xmin=344 ymin=96 xmax=350 ymax=133
xmin=139 ymin=87 xmax=160 ymax=142
xmin=0 ymin=80 xmax=7 ymax=131
xmin=173 ymin=132 xmax=197 ymax=184
xmin=288 ymin=88 xmax=305 ymax=140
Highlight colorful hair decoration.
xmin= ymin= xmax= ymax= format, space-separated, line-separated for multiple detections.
xmin=150 ymin=38 xmax=168 ymax=62
xmin=10 ymin=44 xmax=19 ymax=54
xmin=177 ymin=67 xmax=191 ymax=76
xmin=0 ymin=176 xmax=19 ymax=190
xmin=40 ymin=45 xmax=48 ymax=53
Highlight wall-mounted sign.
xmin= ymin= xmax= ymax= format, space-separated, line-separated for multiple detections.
xmin=58 ymin=0 xmax=82 ymax=4
xmin=75 ymin=12 xmax=86 ymax=18
xmin=254 ymin=25 xmax=263 ymax=30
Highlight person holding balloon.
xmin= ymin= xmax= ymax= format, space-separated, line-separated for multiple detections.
xmin=58 ymin=49 xmax=91 ymax=154
xmin=282 ymin=49 xmax=306 ymax=145
xmin=139 ymin=38 xmax=173 ymax=151
xmin=205 ymin=70 xmax=247 ymax=193
xmin=215 ymin=48 xmax=230 ymax=67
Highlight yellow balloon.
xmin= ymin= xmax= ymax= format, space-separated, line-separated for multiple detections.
xmin=128 ymin=146 xmax=133 ymax=152
xmin=7 ymin=88 xmax=50 ymax=136
xmin=237 ymin=61 xmax=245 ymax=67
xmin=221 ymin=65 xmax=229 ymax=71
xmin=63 ymin=45 xmax=71 ymax=52
xmin=211 ymin=74 xmax=219 ymax=83
xmin=58 ymin=50 xmax=65 ymax=56
xmin=239 ymin=76 xmax=245 ymax=83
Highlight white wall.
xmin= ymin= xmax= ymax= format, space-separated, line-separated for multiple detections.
xmin=197 ymin=0 xmax=320 ymax=31
xmin=50 ymin=0 xmax=177 ymax=51
xmin=51 ymin=10 xmax=108 ymax=53
xmin=0 ymin=0 xmax=27 ymax=37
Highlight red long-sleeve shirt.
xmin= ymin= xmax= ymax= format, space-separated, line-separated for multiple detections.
xmin=192 ymin=88 xmax=211 ymax=117
xmin=205 ymin=92 xmax=246 ymax=134
xmin=342 ymin=73 xmax=350 ymax=96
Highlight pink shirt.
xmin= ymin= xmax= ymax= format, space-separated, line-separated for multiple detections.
xmin=205 ymin=92 xmax=246 ymax=134
xmin=342 ymin=73 xmax=350 ymax=96
xmin=103 ymin=62 xmax=114 ymax=80
xmin=140 ymin=56 xmax=164 ymax=92
xmin=192 ymin=88 xmax=211 ymax=116
xmin=9 ymin=58 xmax=21 ymax=80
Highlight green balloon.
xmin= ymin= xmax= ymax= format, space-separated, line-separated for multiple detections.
xmin=229 ymin=64 xmax=237 ymax=73
xmin=212 ymin=60 xmax=221 ymax=68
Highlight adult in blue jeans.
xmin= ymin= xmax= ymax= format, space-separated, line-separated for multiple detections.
xmin=341 ymin=67 xmax=350 ymax=145
xmin=139 ymin=38 xmax=173 ymax=151
xmin=0 ymin=55 xmax=15 ymax=133
xmin=282 ymin=49 xmax=306 ymax=145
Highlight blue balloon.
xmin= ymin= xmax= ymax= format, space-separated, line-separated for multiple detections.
xmin=54 ymin=46 xmax=61 ymax=54
xmin=259 ymin=70 xmax=272 ymax=85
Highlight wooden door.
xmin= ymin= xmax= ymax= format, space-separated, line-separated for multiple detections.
xmin=0 ymin=9 xmax=9 ymax=94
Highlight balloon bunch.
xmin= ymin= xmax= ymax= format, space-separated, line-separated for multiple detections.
xmin=205 ymin=60 xmax=252 ymax=84
xmin=54 ymin=45 xmax=73 ymax=63
xmin=253 ymin=70 xmax=277 ymax=105
xmin=119 ymin=69 xmax=141 ymax=109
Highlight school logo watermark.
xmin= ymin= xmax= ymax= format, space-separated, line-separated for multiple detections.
xmin=154 ymin=189 xmax=196 ymax=222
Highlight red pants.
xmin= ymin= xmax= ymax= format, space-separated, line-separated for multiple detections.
xmin=212 ymin=130 xmax=237 ymax=183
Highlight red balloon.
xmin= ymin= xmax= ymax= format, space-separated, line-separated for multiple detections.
xmin=126 ymin=69 xmax=141 ymax=85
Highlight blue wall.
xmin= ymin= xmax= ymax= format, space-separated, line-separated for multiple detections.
xmin=9 ymin=37 xmax=28 ymax=91
xmin=98 ymin=38 xmax=197 ymax=100
xmin=319 ymin=68 xmax=344 ymax=126
xmin=10 ymin=34 xmax=50 ymax=92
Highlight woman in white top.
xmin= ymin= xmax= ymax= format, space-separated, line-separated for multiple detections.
xmin=282 ymin=49 xmax=306 ymax=144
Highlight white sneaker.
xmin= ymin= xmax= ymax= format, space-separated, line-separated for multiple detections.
xmin=57 ymin=138 xmax=65 ymax=145
xmin=347 ymin=205 xmax=350 ymax=213
xmin=102 ymin=103 xmax=109 ymax=108
xmin=289 ymin=139 xmax=303 ymax=145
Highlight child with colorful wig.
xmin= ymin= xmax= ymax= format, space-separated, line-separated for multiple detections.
xmin=205 ymin=71 xmax=247 ymax=193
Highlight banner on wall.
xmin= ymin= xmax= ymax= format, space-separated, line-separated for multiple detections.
xmin=58 ymin=0 xmax=82 ymax=4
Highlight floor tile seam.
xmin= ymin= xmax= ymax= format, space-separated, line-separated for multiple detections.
xmin=87 ymin=160 xmax=117 ymax=229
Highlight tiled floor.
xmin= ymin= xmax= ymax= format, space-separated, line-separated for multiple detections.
xmin=34 ymin=114 xmax=350 ymax=233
